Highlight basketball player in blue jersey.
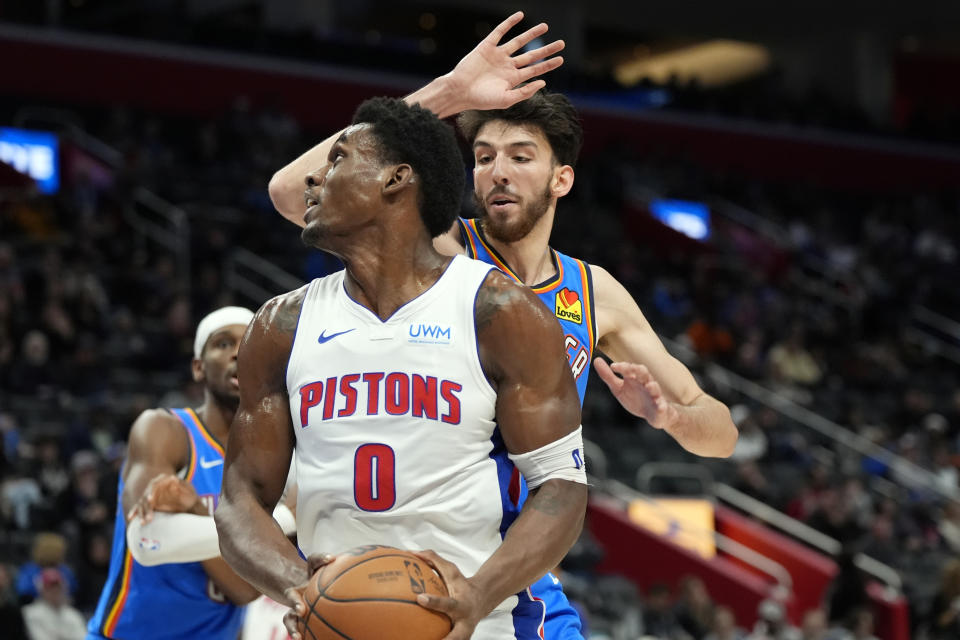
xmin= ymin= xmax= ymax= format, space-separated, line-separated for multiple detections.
xmin=87 ymin=307 xmax=268 ymax=640
xmin=215 ymin=97 xmax=588 ymax=640
xmin=267 ymin=12 xmax=738 ymax=640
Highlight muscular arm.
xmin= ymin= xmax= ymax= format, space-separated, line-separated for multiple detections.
xmin=592 ymin=265 xmax=738 ymax=457
xmin=214 ymin=288 xmax=307 ymax=604
xmin=468 ymin=272 xmax=587 ymax=613
xmin=269 ymin=12 xmax=563 ymax=225
xmin=122 ymin=411 xmax=260 ymax=604
xmin=121 ymin=410 xmax=193 ymax=519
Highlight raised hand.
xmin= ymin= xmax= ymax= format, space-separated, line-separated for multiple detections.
xmin=127 ymin=473 xmax=204 ymax=523
xmin=444 ymin=11 xmax=565 ymax=112
xmin=413 ymin=550 xmax=485 ymax=640
xmin=594 ymin=358 xmax=681 ymax=431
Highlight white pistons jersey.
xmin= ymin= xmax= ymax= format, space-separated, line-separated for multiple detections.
xmin=286 ymin=255 xmax=546 ymax=639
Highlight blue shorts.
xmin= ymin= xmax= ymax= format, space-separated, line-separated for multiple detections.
xmin=531 ymin=572 xmax=584 ymax=640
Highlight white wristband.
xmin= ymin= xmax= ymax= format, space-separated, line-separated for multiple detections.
xmin=272 ymin=503 xmax=296 ymax=536
xmin=508 ymin=426 xmax=587 ymax=489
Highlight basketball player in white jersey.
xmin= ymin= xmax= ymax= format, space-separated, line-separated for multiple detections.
xmin=214 ymin=98 xmax=588 ymax=640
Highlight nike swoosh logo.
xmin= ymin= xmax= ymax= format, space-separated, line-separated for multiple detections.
xmin=199 ymin=457 xmax=223 ymax=469
xmin=318 ymin=328 xmax=355 ymax=344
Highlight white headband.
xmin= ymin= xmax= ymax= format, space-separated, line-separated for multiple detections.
xmin=193 ymin=306 xmax=255 ymax=359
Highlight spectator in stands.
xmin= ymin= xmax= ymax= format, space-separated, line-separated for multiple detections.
xmin=674 ymin=575 xmax=715 ymax=639
xmin=841 ymin=608 xmax=878 ymax=640
xmin=59 ymin=450 xmax=112 ymax=536
xmin=0 ymin=412 xmax=21 ymax=470
xmin=825 ymin=549 xmax=870 ymax=626
xmin=858 ymin=513 xmax=900 ymax=569
xmin=805 ymin=489 xmax=864 ymax=546
xmin=0 ymin=563 xmax=26 ymax=639
xmin=21 ymin=568 xmax=86 ymax=640
xmin=15 ymin=533 xmax=78 ymax=603
xmin=75 ymin=527 xmax=111 ymax=614
xmin=1 ymin=460 xmax=42 ymax=530
xmin=643 ymin=583 xmax=693 ymax=640
xmin=925 ymin=558 xmax=960 ymax=640
xmin=8 ymin=330 xmax=59 ymax=394
xmin=839 ymin=477 xmax=873 ymax=531
xmin=748 ymin=598 xmax=800 ymax=640
xmin=728 ymin=405 xmax=769 ymax=463
xmin=33 ymin=436 xmax=69 ymax=506
xmin=938 ymin=500 xmax=960 ymax=554
xmin=786 ymin=463 xmax=831 ymax=521
xmin=767 ymin=323 xmax=822 ymax=388
xmin=704 ymin=606 xmax=746 ymax=640
xmin=798 ymin=608 xmax=828 ymax=640
xmin=731 ymin=460 xmax=781 ymax=507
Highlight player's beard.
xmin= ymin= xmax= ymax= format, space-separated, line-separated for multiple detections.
xmin=474 ymin=180 xmax=553 ymax=243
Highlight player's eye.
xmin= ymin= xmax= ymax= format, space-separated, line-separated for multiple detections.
xmin=476 ymin=155 xmax=491 ymax=164
xmin=513 ymin=156 xmax=530 ymax=163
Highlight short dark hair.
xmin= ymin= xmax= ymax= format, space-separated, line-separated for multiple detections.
xmin=352 ymin=97 xmax=465 ymax=238
xmin=456 ymin=90 xmax=583 ymax=168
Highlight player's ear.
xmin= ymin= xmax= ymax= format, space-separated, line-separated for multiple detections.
xmin=191 ymin=357 xmax=205 ymax=383
xmin=383 ymin=164 xmax=414 ymax=196
xmin=551 ymin=165 xmax=574 ymax=198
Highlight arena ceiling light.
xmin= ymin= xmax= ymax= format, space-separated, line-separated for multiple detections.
xmin=614 ymin=39 xmax=772 ymax=88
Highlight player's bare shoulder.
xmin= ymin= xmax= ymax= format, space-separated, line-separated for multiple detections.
xmin=255 ymin=285 xmax=309 ymax=336
xmin=126 ymin=408 xmax=191 ymax=467
xmin=475 ymin=270 xmax=556 ymax=332
xmin=474 ymin=270 xmax=567 ymax=383
xmin=236 ymin=284 xmax=310 ymax=391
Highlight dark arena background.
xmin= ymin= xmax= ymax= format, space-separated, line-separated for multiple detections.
xmin=2 ymin=1 xmax=960 ymax=639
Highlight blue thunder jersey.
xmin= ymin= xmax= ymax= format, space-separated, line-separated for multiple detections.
xmin=87 ymin=408 xmax=244 ymax=640
xmin=458 ymin=217 xmax=597 ymax=402
xmin=459 ymin=217 xmax=596 ymax=639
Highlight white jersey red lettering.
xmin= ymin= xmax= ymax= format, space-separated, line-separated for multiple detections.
xmin=286 ymin=255 xmax=540 ymax=638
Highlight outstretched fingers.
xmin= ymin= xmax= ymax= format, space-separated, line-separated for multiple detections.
xmin=504 ymin=79 xmax=547 ymax=103
xmin=512 ymin=39 xmax=566 ymax=69
xmin=516 ymin=55 xmax=565 ymax=85
xmin=484 ymin=11 xmax=525 ymax=46
xmin=501 ymin=21 xmax=550 ymax=55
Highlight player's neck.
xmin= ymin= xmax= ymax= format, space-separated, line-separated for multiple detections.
xmin=340 ymin=236 xmax=451 ymax=321
xmin=483 ymin=215 xmax=556 ymax=286
xmin=197 ymin=397 xmax=234 ymax=446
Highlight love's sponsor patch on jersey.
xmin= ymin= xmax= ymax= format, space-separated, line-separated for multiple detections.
xmin=554 ymin=287 xmax=583 ymax=324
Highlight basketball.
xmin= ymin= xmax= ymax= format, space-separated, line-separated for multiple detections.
xmin=298 ymin=545 xmax=453 ymax=640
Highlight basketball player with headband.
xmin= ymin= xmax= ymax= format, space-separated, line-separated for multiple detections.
xmin=86 ymin=307 xmax=297 ymax=640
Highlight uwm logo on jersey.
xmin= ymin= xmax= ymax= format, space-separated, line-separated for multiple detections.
xmin=555 ymin=287 xmax=583 ymax=324
xmin=407 ymin=323 xmax=452 ymax=345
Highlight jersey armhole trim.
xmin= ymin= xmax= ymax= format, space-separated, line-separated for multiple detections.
xmin=284 ymin=281 xmax=312 ymax=397
xmin=582 ymin=261 xmax=598 ymax=358
xmin=457 ymin=218 xmax=476 ymax=259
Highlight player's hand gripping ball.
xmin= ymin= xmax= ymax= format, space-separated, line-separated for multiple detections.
xmin=298 ymin=545 xmax=452 ymax=640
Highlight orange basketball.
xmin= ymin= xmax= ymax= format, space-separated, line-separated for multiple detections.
xmin=299 ymin=545 xmax=452 ymax=640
